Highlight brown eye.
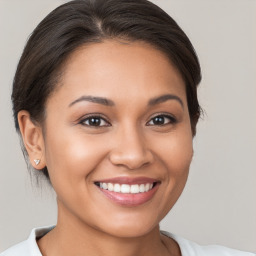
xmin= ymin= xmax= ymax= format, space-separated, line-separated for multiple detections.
xmin=81 ymin=116 xmax=110 ymax=127
xmin=147 ymin=114 xmax=176 ymax=126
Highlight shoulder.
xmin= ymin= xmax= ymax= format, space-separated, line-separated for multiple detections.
xmin=161 ymin=231 xmax=255 ymax=256
xmin=0 ymin=226 xmax=55 ymax=256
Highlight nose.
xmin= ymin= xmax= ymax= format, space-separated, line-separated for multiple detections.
xmin=109 ymin=126 xmax=154 ymax=170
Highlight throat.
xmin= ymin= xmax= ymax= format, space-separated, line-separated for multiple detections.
xmin=160 ymin=233 xmax=182 ymax=256
xmin=37 ymin=223 xmax=177 ymax=256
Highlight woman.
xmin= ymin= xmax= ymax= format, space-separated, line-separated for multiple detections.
xmin=1 ymin=0 xmax=254 ymax=255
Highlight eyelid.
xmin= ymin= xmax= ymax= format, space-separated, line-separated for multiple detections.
xmin=76 ymin=112 xmax=177 ymax=127
xmin=78 ymin=113 xmax=111 ymax=127
xmin=146 ymin=113 xmax=177 ymax=126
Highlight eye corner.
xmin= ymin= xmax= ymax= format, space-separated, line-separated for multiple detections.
xmin=146 ymin=113 xmax=177 ymax=127
xmin=79 ymin=114 xmax=111 ymax=128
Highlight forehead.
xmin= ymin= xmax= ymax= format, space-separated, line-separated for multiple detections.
xmin=50 ymin=40 xmax=186 ymax=106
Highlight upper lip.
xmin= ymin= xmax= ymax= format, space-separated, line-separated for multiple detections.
xmin=94 ymin=176 xmax=160 ymax=185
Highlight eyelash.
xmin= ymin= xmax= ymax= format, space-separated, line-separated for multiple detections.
xmin=79 ymin=113 xmax=177 ymax=128
xmin=79 ymin=114 xmax=110 ymax=128
xmin=146 ymin=113 xmax=177 ymax=126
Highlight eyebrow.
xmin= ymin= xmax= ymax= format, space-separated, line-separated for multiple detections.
xmin=148 ymin=94 xmax=184 ymax=108
xmin=69 ymin=95 xmax=115 ymax=107
xmin=69 ymin=93 xmax=184 ymax=108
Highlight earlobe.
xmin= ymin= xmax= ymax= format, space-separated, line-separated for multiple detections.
xmin=18 ymin=110 xmax=45 ymax=169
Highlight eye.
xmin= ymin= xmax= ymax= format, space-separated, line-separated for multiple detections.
xmin=147 ymin=114 xmax=176 ymax=126
xmin=80 ymin=115 xmax=110 ymax=127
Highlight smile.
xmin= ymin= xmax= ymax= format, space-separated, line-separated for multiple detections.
xmin=95 ymin=182 xmax=155 ymax=194
xmin=94 ymin=177 xmax=160 ymax=206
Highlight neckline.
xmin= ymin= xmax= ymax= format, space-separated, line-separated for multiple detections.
xmin=32 ymin=226 xmax=185 ymax=256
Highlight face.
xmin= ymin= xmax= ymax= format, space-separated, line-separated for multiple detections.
xmin=43 ymin=40 xmax=193 ymax=238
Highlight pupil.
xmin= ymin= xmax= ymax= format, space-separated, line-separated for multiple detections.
xmin=89 ymin=118 xmax=101 ymax=126
xmin=154 ymin=116 xmax=164 ymax=125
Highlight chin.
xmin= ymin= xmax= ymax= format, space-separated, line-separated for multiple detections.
xmin=103 ymin=224 xmax=158 ymax=239
xmin=93 ymin=211 xmax=161 ymax=238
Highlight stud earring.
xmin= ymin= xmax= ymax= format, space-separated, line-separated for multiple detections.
xmin=34 ymin=159 xmax=40 ymax=165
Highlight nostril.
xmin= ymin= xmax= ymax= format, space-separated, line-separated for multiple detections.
xmin=109 ymin=148 xmax=154 ymax=170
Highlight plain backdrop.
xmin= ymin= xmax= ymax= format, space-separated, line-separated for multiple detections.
xmin=0 ymin=0 xmax=255 ymax=253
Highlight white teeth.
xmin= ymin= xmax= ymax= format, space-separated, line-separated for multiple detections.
xmin=139 ymin=184 xmax=145 ymax=192
xmin=114 ymin=183 xmax=121 ymax=192
xmin=121 ymin=184 xmax=130 ymax=193
xmin=102 ymin=183 xmax=108 ymax=189
xmin=130 ymin=184 xmax=139 ymax=194
xmin=145 ymin=183 xmax=150 ymax=192
xmin=98 ymin=182 xmax=155 ymax=194
xmin=108 ymin=183 xmax=114 ymax=191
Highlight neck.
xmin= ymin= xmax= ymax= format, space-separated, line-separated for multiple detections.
xmin=37 ymin=201 xmax=178 ymax=256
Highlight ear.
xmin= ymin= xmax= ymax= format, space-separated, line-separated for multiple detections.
xmin=18 ymin=110 xmax=46 ymax=170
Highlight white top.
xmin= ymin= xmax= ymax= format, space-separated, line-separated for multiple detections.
xmin=0 ymin=226 xmax=255 ymax=256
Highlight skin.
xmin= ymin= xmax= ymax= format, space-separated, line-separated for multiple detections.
xmin=18 ymin=40 xmax=193 ymax=256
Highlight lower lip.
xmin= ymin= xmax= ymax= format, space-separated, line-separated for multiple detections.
xmin=97 ymin=183 xmax=160 ymax=207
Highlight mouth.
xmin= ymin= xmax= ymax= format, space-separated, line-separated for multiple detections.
xmin=94 ymin=181 xmax=157 ymax=194
xmin=94 ymin=177 xmax=160 ymax=206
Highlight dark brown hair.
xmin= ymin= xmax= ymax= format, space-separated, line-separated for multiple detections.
xmin=12 ymin=0 xmax=202 ymax=181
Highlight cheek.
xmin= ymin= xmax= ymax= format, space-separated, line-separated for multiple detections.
xmin=44 ymin=128 xmax=108 ymax=189
xmin=155 ymin=127 xmax=193 ymax=218
xmin=154 ymin=128 xmax=193 ymax=177
xmin=168 ymin=136 xmax=193 ymax=173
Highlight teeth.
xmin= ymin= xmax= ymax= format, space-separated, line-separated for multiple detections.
xmin=99 ymin=182 xmax=154 ymax=194
xmin=108 ymin=183 xmax=114 ymax=191
xmin=121 ymin=184 xmax=130 ymax=193
xmin=114 ymin=183 xmax=121 ymax=192
xmin=130 ymin=184 xmax=139 ymax=194
xmin=139 ymin=184 xmax=145 ymax=192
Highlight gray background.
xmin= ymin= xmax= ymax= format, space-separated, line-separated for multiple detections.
xmin=0 ymin=0 xmax=255 ymax=253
